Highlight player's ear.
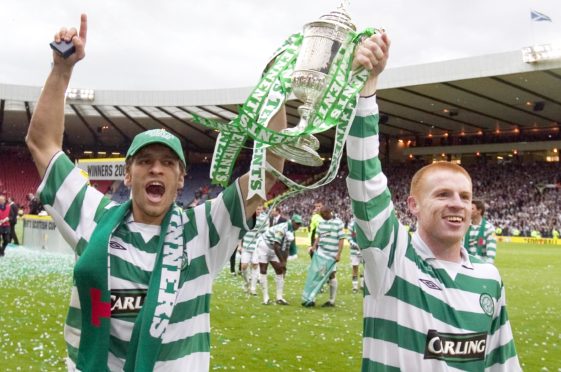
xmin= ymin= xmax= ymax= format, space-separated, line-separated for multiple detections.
xmin=124 ymin=169 xmax=131 ymax=188
xmin=407 ymin=195 xmax=420 ymax=217
xmin=177 ymin=172 xmax=184 ymax=189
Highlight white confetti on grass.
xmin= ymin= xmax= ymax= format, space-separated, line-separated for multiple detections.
xmin=0 ymin=246 xmax=73 ymax=371
xmin=210 ymin=248 xmax=364 ymax=371
xmin=0 ymin=245 xmax=74 ymax=281
xmin=1 ymin=243 xmax=560 ymax=370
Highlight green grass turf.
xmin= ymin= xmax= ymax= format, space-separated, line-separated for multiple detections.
xmin=494 ymin=243 xmax=561 ymax=371
xmin=0 ymin=239 xmax=559 ymax=371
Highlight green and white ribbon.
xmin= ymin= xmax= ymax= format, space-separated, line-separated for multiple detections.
xmin=263 ymin=29 xmax=375 ymax=205
xmin=190 ymin=28 xmax=376 ymax=202
xmin=267 ymin=64 xmax=371 ymax=207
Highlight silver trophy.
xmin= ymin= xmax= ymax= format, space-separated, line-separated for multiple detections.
xmin=270 ymin=1 xmax=356 ymax=166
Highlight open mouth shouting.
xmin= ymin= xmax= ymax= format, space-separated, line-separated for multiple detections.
xmin=145 ymin=181 xmax=166 ymax=203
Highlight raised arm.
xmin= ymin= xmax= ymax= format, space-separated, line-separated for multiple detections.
xmin=26 ymin=14 xmax=88 ymax=178
xmin=345 ymin=33 xmax=398 ymax=297
xmin=347 ymin=33 xmax=391 ymax=230
xmin=346 ymin=33 xmax=393 ymax=247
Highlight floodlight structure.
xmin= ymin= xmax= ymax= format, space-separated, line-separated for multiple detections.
xmin=65 ymin=88 xmax=95 ymax=101
xmin=522 ymin=44 xmax=561 ymax=63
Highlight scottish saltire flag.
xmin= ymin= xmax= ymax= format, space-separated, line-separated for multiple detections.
xmin=531 ymin=10 xmax=552 ymax=22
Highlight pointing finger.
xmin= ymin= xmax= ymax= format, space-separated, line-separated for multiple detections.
xmin=79 ymin=14 xmax=88 ymax=45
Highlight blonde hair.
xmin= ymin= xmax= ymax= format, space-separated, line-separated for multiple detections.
xmin=410 ymin=162 xmax=471 ymax=197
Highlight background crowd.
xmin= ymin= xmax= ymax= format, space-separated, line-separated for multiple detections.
xmin=1 ymin=146 xmax=559 ymax=238
xmin=276 ymin=160 xmax=561 ymax=238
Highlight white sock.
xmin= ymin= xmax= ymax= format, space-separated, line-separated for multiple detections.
xmin=352 ymin=275 xmax=358 ymax=290
xmin=260 ymin=273 xmax=269 ymax=302
xmin=250 ymin=267 xmax=259 ymax=292
xmin=275 ymin=274 xmax=285 ymax=300
xmin=242 ymin=268 xmax=249 ymax=286
xmin=329 ymin=278 xmax=338 ymax=303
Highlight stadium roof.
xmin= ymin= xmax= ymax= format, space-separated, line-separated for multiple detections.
xmin=1 ymin=48 xmax=561 ymax=155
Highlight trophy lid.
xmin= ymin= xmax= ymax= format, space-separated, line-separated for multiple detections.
xmin=318 ymin=2 xmax=356 ymax=31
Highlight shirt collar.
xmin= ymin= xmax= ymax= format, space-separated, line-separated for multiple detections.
xmin=412 ymin=232 xmax=473 ymax=270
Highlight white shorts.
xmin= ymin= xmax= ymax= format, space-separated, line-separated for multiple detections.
xmin=350 ymin=251 xmax=362 ymax=267
xmin=257 ymin=240 xmax=280 ymax=264
xmin=241 ymin=250 xmax=258 ymax=265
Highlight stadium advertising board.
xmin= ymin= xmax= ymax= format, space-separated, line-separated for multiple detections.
xmin=76 ymin=157 xmax=126 ymax=180
xmin=23 ymin=215 xmax=73 ymax=255
xmin=497 ymin=236 xmax=561 ymax=246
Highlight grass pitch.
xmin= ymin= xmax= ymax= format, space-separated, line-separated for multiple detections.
xmin=0 ymin=239 xmax=559 ymax=371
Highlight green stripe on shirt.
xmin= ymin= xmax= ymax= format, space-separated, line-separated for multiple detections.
xmin=66 ymin=306 xmax=82 ymax=329
xmin=170 ymin=294 xmax=210 ymax=323
xmin=63 ymin=185 xmax=88 ymax=230
xmin=39 ymin=153 xmax=76 ymax=206
xmin=205 ymin=201 xmax=220 ymax=248
xmin=386 ymin=276 xmax=492 ymax=332
xmin=485 ymin=339 xmax=518 ymax=368
xmin=221 ymin=180 xmax=249 ymax=231
xmin=351 ymin=189 xmax=391 ymax=223
xmin=349 ymin=115 xmax=379 ymax=138
xmin=180 ymin=255 xmax=210 ymax=283
xmin=158 ymin=332 xmax=210 ymax=361
xmin=347 ymin=157 xmax=383 ymax=182
xmin=110 ymin=255 xmax=151 ymax=284
xmin=94 ymin=197 xmax=113 ymax=223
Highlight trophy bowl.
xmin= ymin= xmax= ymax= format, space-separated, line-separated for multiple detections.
xmin=270 ymin=5 xmax=356 ymax=167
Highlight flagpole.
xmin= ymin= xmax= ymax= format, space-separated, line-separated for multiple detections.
xmin=530 ymin=9 xmax=555 ymax=47
xmin=530 ymin=8 xmax=536 ymax=46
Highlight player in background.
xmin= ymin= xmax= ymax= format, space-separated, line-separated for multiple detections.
xmin=307 ymin=206 xmax=345 ymax=307
xmin=464 ymin=200 xmax=497 ymax=264
xmin=240 ymin=204 xmax=269 ymax=295
xmin=307 ymin=201 xmax=324 ymax=257
xmin=347 ymin=218 xmax=363 ymax=293
xmin=256 ymin=215 xmax=302 ymax=305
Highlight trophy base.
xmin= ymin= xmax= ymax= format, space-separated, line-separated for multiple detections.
xmin=270 ymin=135 xmax=323 ymax=167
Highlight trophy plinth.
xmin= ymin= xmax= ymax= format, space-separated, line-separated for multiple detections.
xmin=270 ymin=4 xmax=356 ymax=166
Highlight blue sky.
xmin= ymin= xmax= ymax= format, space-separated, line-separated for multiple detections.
xmin=1 ymin=0 xmax=560 ymax=90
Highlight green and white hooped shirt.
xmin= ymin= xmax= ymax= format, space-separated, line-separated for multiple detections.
xmin=38 ymin=152 xmax=251 ymax=371
xmin=315 ymin=217 xmax=345 ymax=260
xmin=346 ymin=97 xmax=521 ymax=371
xmin=260 ymin=221 xmax=294 ymax=251
xmin=347 ymin=219 xmax=360 ymax=257
xmin=242 ymin=211 xmax=269 ymax=253
xmin=465 ymin=219 xmax=497 ymax=264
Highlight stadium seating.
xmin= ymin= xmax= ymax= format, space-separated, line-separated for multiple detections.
xmin=91 ymin=180 xmax=114 ymax=195
xmin=0 ymin=149 xmax=41 ymax=211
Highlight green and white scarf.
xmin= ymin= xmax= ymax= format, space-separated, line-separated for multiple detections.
xmin=74 ymin=200 xmax=186 ymax=372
